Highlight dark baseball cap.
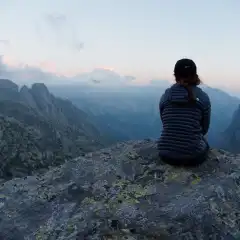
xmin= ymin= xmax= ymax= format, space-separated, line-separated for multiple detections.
xmin=174 ymin=58 xmax=197 ymax=78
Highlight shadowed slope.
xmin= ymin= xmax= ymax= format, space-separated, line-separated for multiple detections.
xmin=0 ymin=79 xmax=109 ymax=179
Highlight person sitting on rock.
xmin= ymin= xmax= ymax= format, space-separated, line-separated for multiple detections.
xmin=158 ymin=58 xmax=211 ymax=166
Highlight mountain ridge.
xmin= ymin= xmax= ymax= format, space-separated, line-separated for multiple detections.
xmin=0 ymin=79 xmax=109 ymax=179
xmin=61 ymin=83 xmax=239 ymax=150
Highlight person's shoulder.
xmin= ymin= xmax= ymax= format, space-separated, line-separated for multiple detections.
xmin=160 ymin=86 xmax=171 ymax=104
xmin=195 ymin=86 xmax=210 ymax=104
xmin=164 ymin=84 xmax=176 ymax=95
xmin=164 ymin=87 xmax=171 ymax=95
xmin=160 ymin=86 xmax=171 ymax=97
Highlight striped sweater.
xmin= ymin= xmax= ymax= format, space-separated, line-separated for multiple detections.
xmin=158 ymin=83 xmax=211 ymax=159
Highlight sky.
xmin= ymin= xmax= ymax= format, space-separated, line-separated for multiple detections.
xmin=0 ymin=0 xmax=240 ymax=90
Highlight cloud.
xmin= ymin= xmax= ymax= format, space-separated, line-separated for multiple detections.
xmin=0 ymin=40 xmax=10 ymax=45
xmin=34 ymin=21 xmax=45 ymax=42
xmin=0 ymin=55 xmax=136 ymax=87
xmin=124 ymin=75 xmax=136 ymax=81
xmin=42 ymin=13 xmax=84 ymax=52
xmin=0 ymin=55 xmax=66 ymax=85
xmin=45 ymin=13 xmax=67 ymax=29
xmin=71 ymin=68 xmax=137 ymax=87
xmin=44 ymin=13 xmax=67 ymax=42
xmin=91 ymin=79 xmax=101 ymax=84
xmin=0 ymin=55 xmax=8 ymax=72
xmin=74 ymin=42 xmax=84 ymax=51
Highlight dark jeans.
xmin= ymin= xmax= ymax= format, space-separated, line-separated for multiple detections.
xmin=160 ymin=141 xmax=210 ymax=167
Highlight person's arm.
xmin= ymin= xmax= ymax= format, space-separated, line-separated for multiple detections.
xmin=159 ymin=89 xmax=168 ymax=121
xmin=202 ymin=93 xmax=211 ymax=135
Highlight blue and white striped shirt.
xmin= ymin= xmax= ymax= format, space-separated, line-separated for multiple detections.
xmin=158 ymin=83 xmax=211 ymax=159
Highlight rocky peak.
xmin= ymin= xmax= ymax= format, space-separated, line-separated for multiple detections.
xmin=19 ymin=85 xmax=37 ymax=108
xmin=0 ymin=79 xmax=18 ymax=92
xmin=0 ymin=139 xmax=240 ymax=239
xmin=0 ymin=79 xmax=20 ymax=101
xmin=31 ymin=83 xmax=50 ymax=98
xmin=28 ymin=83 xmax=55 ymax=115
xmin=20 ymin=85 xmax=29 ymax=92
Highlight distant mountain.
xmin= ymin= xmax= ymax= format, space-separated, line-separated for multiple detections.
xmin=221 ymin=104 xmax=240 ymax=153
xmin=201 ymin=85 xmax=240 ymax=147
xmin=0 ymin=79 xmax=108 ymax=179
xmin=58 ymin=68 xmax=135 ymax=87
xmin=49 ymin=83 xmax=240 ymax=150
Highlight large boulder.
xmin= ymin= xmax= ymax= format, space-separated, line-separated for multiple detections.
xmin=0 ymin=139 xmax=240 ymax=239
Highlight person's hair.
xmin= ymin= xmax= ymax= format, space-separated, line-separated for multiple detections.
xmin=174 ymin=74 xmax=201 ymax=101
xmin=174 ymin=58 xmax=201 ymax=101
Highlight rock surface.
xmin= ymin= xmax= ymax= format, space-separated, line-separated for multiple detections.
xmin=0 ymin=139 xmax=240 ymax=239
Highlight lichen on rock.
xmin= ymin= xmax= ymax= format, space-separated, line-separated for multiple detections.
xmin=0 ymin=139 xmax=240 ymax=239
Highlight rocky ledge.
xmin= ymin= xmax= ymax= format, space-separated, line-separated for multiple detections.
xmin=0 ymin=139 xmax=240 ymax=240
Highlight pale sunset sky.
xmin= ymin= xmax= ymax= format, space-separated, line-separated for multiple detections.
xmin=0 ymin=0 xmax=240 ymax=90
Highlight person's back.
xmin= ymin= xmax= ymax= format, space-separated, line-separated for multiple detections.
xmin=158 ymin=58 xmax=211 ymax=166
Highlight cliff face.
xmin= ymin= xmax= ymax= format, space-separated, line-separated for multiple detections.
xmin=222 ymin=104 xmax=240 ymax=153
xmin=0 ymin=139 xmax=240 ymax=239
xmin=0 ymin=79 xmax=108 ymax=179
